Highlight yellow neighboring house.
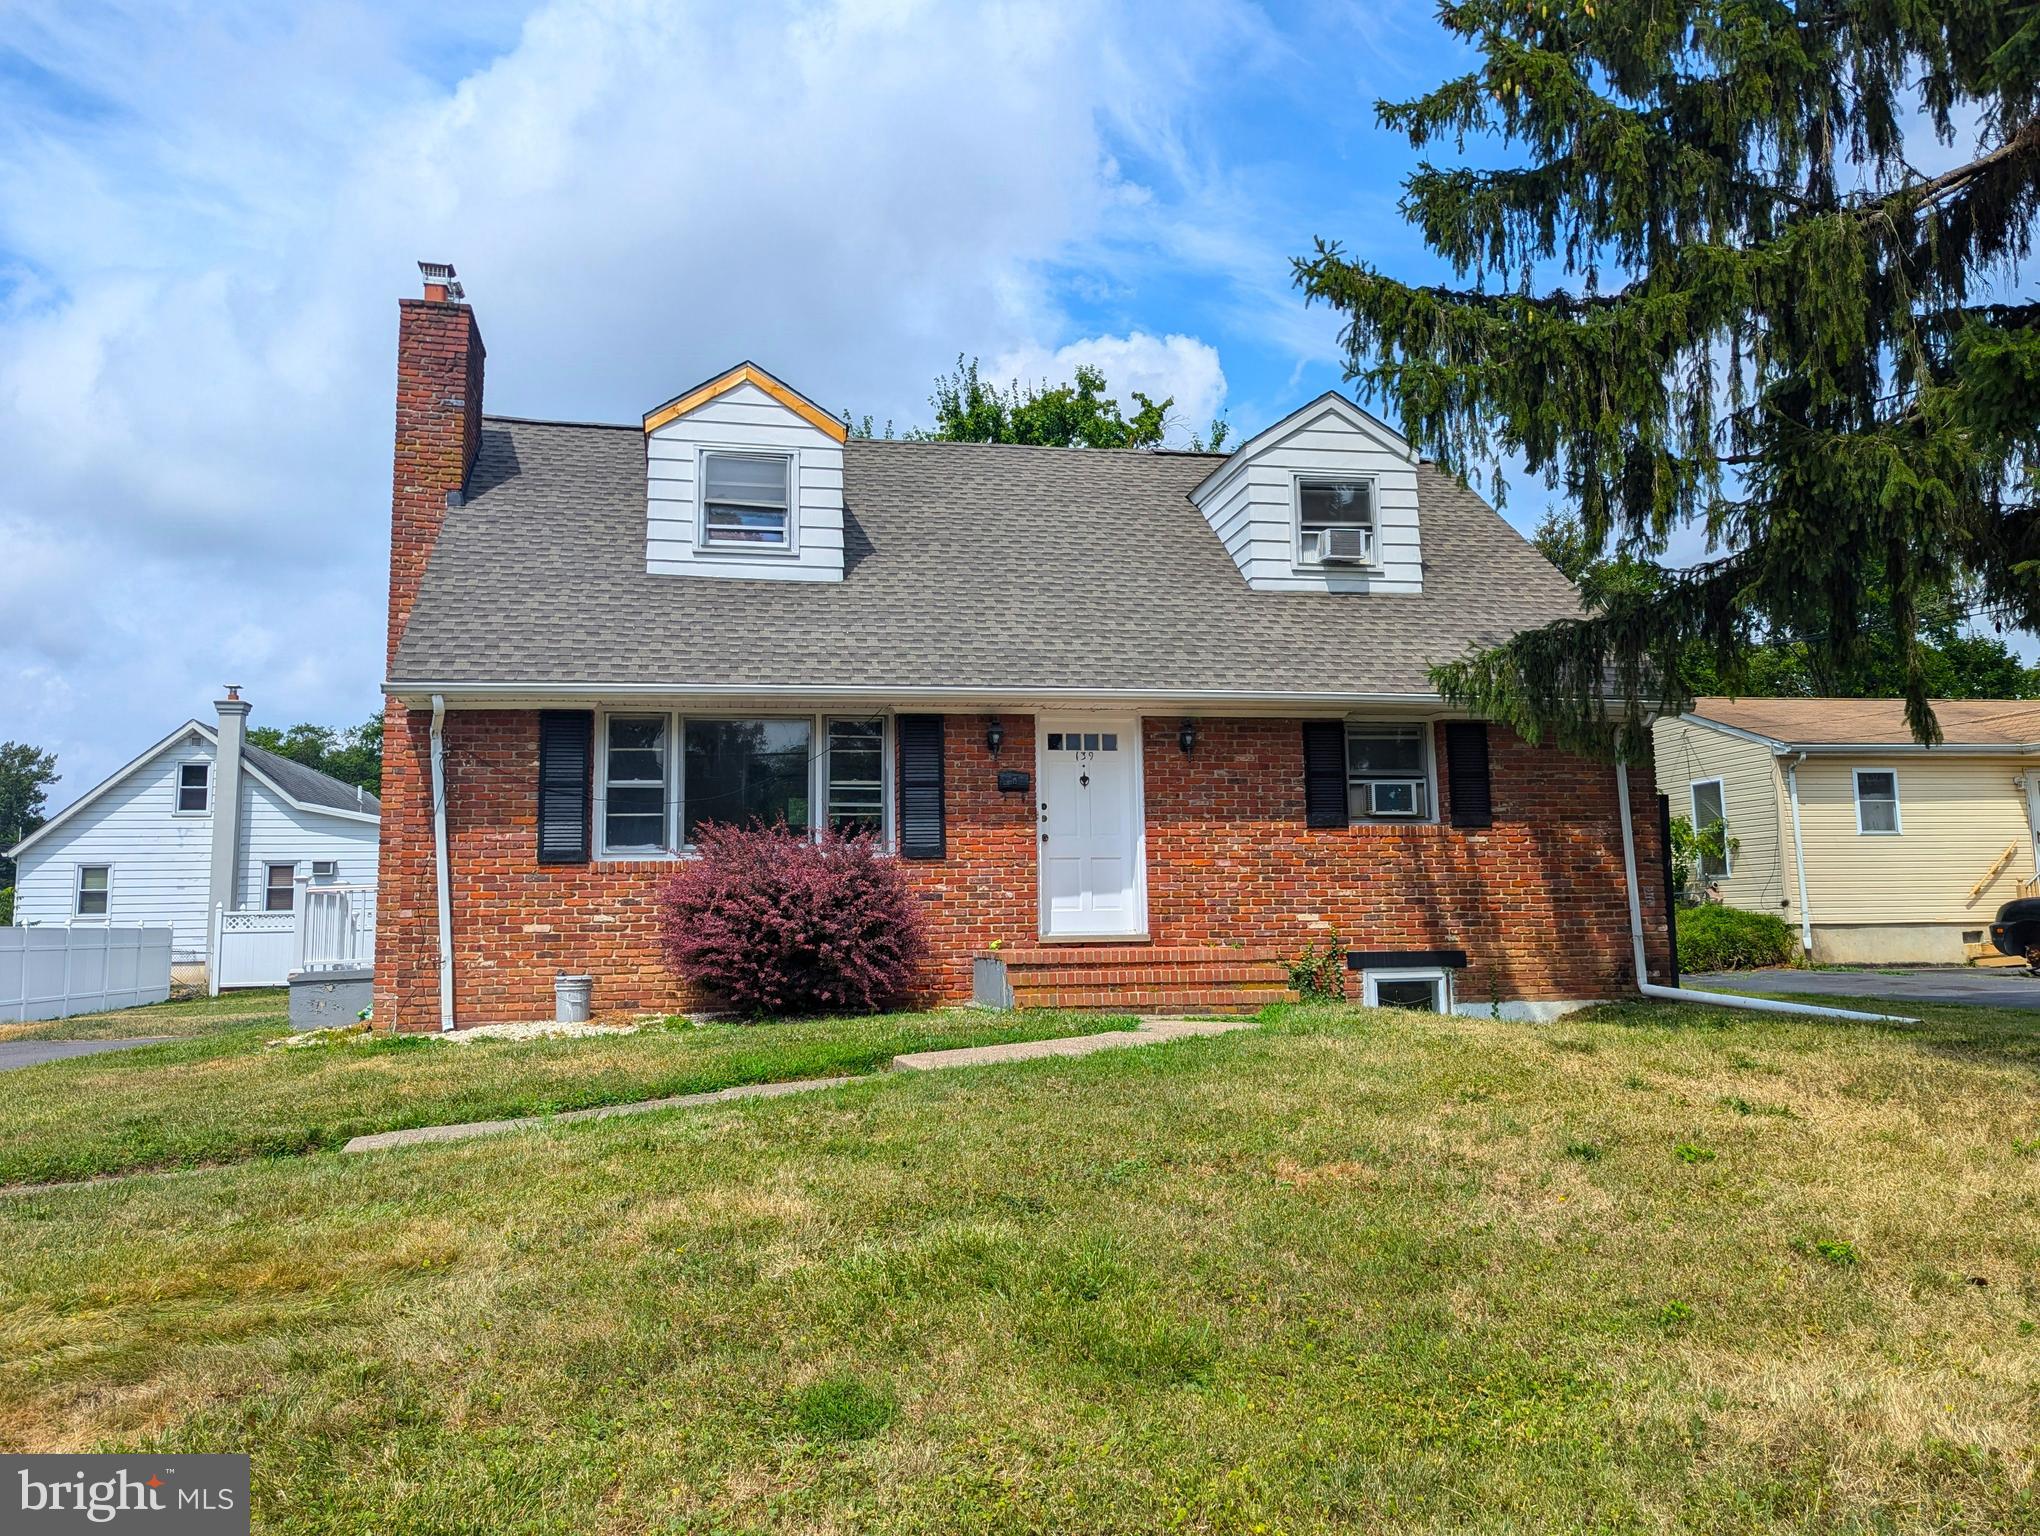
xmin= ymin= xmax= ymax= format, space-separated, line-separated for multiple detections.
xmin=1653 ymin=698 xmax=2040 ymax=965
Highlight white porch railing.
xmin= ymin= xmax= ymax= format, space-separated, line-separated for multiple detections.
xmin=292 ymin=880 xmax=377 ymax=974
xmin=207 ymin=882 xmax=378 ymax=993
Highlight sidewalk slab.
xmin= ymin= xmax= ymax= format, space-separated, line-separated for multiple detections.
xmin=890 ymin=1016 xmax=1253 ymax=1071
xmin=342 ymin=1075 xmax=856 ymax=1154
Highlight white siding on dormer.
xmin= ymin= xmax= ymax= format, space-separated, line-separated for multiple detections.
xmin=1191 ymin=397 xmax=1425 ymax=594
xmin=645 ymin=381 xmax=847 ymax=582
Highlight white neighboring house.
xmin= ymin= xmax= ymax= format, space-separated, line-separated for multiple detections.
xmin=6 ymin=690 xmax=379 ymax=985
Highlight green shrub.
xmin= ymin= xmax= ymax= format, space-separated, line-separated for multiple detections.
xmin=1677 ymin=904 xmax=1797 ymax=972
xmin=0 ymin=885 xmax=11 ymax=926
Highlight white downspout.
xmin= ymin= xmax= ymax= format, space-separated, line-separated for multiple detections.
xmin=1615 ymin=761 xmax=1913 ymax=1023
xmin=430 ymin=694 xmax=455 ymax=1033
xmin=1784 ymin=752 xmax=1814 ymax=956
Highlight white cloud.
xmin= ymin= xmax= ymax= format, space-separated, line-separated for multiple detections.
xmin=988 ymin=332 xmax=1228 ymax=444
xmin=0 ymin=0 xmax=1263 ymax=800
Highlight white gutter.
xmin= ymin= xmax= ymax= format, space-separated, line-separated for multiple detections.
xmin=1615 ymin=762 xmax=1915 ymax=1023
xmin=430 ymin=693 xmax=455 ymax=1033
xmin=1783 ymin=751 xmax=1814 ymax=955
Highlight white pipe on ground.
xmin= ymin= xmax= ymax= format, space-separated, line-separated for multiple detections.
xmin=430 ymin=694 xmax=455 ymax=1033
xmin=1615 ymin=762 xmax=1916 ymax=1024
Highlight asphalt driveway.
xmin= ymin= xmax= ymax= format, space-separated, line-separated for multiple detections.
xmin=0 ymin=1037 xmax=171 ymax=1072
xmin=1686 ymin=968 xmax=2040 ymax=1010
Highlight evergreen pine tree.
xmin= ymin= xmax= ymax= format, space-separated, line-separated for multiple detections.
xmin=1296 ymin=1 xmax=2040 ymax=754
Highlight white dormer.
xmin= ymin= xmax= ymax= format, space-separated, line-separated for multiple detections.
xmin=644 ymin=362 xmax=848 ymax=582
xmin=1189 ymin=392 xmax=1424 ymax=594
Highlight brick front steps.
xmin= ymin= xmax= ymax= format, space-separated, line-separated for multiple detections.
xmin=986 ymin=946 xmax=1296 ymax=1015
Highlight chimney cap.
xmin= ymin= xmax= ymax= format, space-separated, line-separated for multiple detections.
xmin=418 ymin=260 xmax=465 ymax=303
xmin=223 ymin=684 xmax=242 ymax=700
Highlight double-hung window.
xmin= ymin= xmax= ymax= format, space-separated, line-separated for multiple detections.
xmin=1347 ymin=722 xmax=1432 ymax=821
xmin=75 ymin=865 xmax=110 ymax=916
xmin=824 ymin=718 xmax=886 ymax=835
xmin=598 ymin=714 xmax=892 ymax=856
xmin=1689 ymin=778 xmax=1730 ymax=878
xmin=1854 ymin=769 xmax=1901 ymax=834
xmin=175 ymin=762 xmax=210 ymax=812
xmin=266 ymin=863 xmax=298 ymax=912
xmin=604 ymin=716 xmax=670 ymax=852
xmin=1297 ymin=476 xmax=1376 ymax=565
xmin=700 ymin=451 xmax=792 ymax=549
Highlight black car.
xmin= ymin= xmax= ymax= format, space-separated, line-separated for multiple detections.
xmin=1989 ymin=895 xmax=2040 ymax=960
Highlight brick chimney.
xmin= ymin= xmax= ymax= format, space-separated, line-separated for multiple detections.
xmin=388 ymin=261 xmax=485 ymax=670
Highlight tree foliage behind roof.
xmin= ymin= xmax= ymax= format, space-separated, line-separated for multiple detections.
xmin=1296 ymin=0 xmax=2040 ymax=757
xmin=245 ymin=716 xmax=382 ymax=797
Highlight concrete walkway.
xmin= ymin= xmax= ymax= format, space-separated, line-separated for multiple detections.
xmin=0 ymin=1036 xmax=171 ymax=1072
xmin=345 ymin=1017 xmax=1254 ymax=1157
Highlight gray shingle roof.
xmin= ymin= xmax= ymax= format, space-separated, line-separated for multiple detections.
xmin=389 ymin=419 xmax=1580 ymax=697
xmin=244 ymin=742 xmax=381 ymax=815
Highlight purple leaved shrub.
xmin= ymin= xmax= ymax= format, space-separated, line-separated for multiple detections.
xmin=657 ymin=822 xmax=929 ymax=1017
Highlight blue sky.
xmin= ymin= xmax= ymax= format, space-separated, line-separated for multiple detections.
xmin=0 ymin=0 xmax=2007 ymax=807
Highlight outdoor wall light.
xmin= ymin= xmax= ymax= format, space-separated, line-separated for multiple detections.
xmin=1179 ymin=720 xmax=1198 ymax=755
xmin=985 ymin=719 xmax=1006 ymax=755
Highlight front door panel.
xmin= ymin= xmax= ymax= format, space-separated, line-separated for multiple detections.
xmin=1039 ymin=721 xmax=1143 ymax=937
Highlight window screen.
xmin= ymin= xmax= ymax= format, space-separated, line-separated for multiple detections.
xmin=824 ymin=718 xmax=885 ymax=835
xmin=1298 ymin=478 xmax=1375 ymax=563
xmin=1855 ymin=770 xmax=1899 ymax=834
xmin=605 ymin=716 xmax=669 ymax=852
xmin=176 ymin=762 xmax=209 ymax=812
xmin=701 ymin=452 xmax=791 ymax=547
xmin=75 ymin=865 xmax=109 ymax=916
xmin=265 ymin=864 xmax=297 ymax=912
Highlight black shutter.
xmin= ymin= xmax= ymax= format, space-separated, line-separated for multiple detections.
xmin=1302 ymin=720 xmax=1347 ymax=828
xmin=898 ymin=715 xmax=946 ymax=859
xmin=1444 ymin=721 xmax=1493 ymax=828
xmin=537 ymin=710 xmax=593 ymax=864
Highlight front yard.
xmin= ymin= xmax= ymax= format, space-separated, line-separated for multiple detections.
xmin=1 ymin=993 xmax=2034 ymax=1531
xmin=0 ymin=995 xmax=1130 ymax=1186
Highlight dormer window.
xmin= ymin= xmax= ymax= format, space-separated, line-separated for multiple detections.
xmin=1297 ymin=476 xmax=1377 ymax=566
xmin=700 ymin=450 xmax=793 ymax=550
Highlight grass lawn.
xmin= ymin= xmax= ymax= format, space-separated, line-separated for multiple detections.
xmin=0 ymin=997 xmax=1130 ymax=1187
xmin=0 ymin=987 xmax=292 ymax=1044
xmin=1 ymin=995 xmax=2035 ymax=1532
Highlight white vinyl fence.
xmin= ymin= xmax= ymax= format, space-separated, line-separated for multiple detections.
xmin=1 ymin=924 xmax=173 ymax=1022
xmin=210 ymin=881 xmax=377 ymax=994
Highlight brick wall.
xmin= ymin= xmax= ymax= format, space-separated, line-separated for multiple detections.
xmin=372 ymin=709 xmax=1671 ymax=1029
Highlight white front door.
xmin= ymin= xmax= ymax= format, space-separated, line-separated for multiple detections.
xmin=1038 ymin=719 xmax=1145 ymax=937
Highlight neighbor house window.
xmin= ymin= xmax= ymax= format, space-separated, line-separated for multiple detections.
xmin=700 ymin=451 xmax=792 ymax=549
xmin=824 ymin=718 xmax=885 ymax=835
xmin=1689 ymin=778 xmax=1730 ymax=879
xmin=1297 ymin=476 xmax=1376 ymax=565
xmin=1854 ymin=769 xmax=1901 ymax=834
xmin=1347 ymin=722 xmax=1432 ymax=820
xmin=74 ymin=865 xmax=110 ymax=916
xmin=683 ymin=719 xmax=812 ymax=843
xmin=175 ymin=761 xmax=210 ymax=812
xmin=604 ymin=715 xmax=670 ymax=853
xmin=1364 ymin=968 xmax=1450 ymax=1012
xmin=266 ymin=864 xmax=298 ymax=912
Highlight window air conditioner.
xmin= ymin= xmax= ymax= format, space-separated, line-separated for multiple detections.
xmin=312 ymin=860 xmax=338 ymax=879
xmin=1366 ymin=779 xmax=1424 ymax=818
xmin=1319 ymin=525 xmax=1372 ymax=564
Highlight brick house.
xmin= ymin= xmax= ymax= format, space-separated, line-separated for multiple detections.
xmin=374 ymin=265 xmax=1671 ymax=1030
